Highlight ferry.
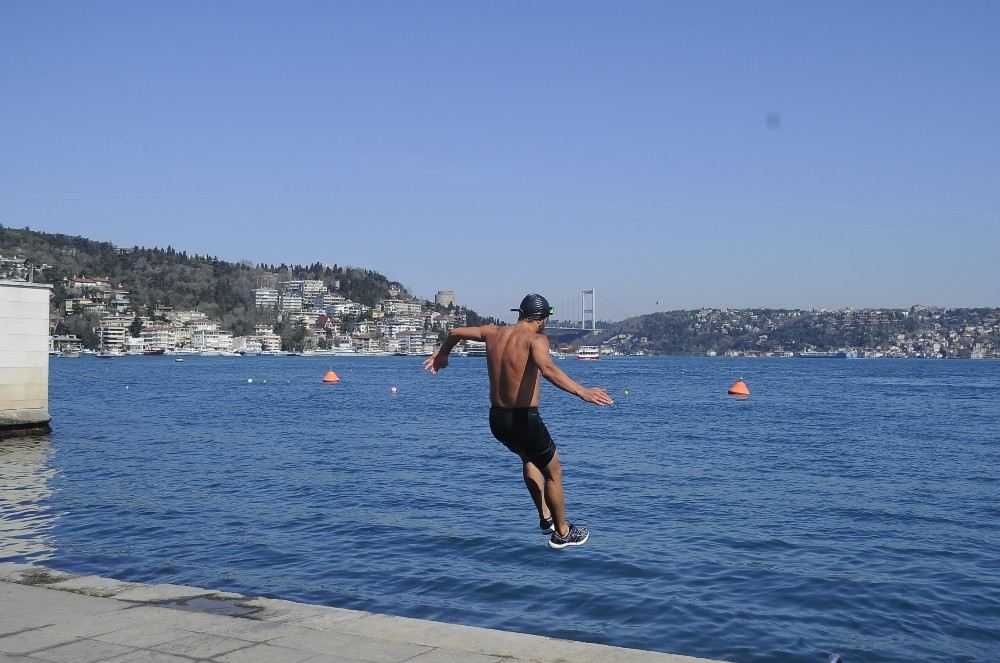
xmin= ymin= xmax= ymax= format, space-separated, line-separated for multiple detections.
xmin=464 ymin=341 xmax=487 ymax=357
xmin=576 ymin=346 xmax=600 ymax=360
xmin=798 ymin=349 xmax=858 ymax=359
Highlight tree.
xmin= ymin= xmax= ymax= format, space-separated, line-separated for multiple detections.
xmin=128 ymin=314 xmax=143 ymax=338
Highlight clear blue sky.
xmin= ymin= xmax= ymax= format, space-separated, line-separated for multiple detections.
xmin=2 ymin=2 xmax=998 ymax=321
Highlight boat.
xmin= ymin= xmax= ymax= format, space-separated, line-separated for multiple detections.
xmin=799 ymin=349 xmax=858 ymax=359
xmin=142 ymin=348 xmax=166 ymax=356
xmin=576 ymin=346 xmax=600 ymax=360
xmin=96 ymin=350 xmax=124 ymax=358
xmin=58 ymin=350 xmax=81 ymax=358
xmin=464 ymin=341 xmax=487 ymax=357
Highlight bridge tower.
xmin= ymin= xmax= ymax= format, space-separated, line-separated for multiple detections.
xmin=581 ymin=289 xmax=597 ymax=331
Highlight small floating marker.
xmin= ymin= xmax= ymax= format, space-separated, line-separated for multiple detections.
xmin=728 ymin=379 xmax=750 ymax=396
xmin=322 ymin=370 xmax=340 ymax=383
xmin=247 ymin=378 xmax=253 ymax=384
xmin=390 ymin=386 xmax=398 ymax=394
xmin=623 ymin=388 xmax=630 ymax=396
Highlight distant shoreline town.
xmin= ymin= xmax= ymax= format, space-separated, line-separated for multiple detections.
xmin=38 ymin=270 xmax=1000 ymax=360
xmin=43 ymin=272 xmax=460 ymax=358
xmin=1 ymin=231 xmax=997 ymax=359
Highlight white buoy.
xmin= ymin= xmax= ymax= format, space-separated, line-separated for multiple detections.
xmin=247 ymin=378 xmax=253 ymax=384
xmin=390 ymin=386 xmax=398 ymax=394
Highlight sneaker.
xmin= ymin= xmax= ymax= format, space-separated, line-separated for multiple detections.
xmin=539 ymin=517 xmax=554 ymax=533
xmin=548 ymin=524 xmax=589 ymax=549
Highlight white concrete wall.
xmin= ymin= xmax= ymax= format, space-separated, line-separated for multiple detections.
xmin=0 ymin=281 xmax=52 ymax=431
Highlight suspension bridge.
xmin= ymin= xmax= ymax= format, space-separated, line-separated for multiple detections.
xmin=543 ymin=289 xmax=607 ymax=343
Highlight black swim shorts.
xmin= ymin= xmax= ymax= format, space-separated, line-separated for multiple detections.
xmin=488 ymin=406 xmax=557 ymax=468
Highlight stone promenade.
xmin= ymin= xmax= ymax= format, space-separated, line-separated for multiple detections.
xmin=0 ymin=564 xmax=726 ymax=663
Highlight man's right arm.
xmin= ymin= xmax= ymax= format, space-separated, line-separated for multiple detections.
xmin=423 ymin=326 xmax=490 ymax=374
xmin=529 ymin=336 xmax=614 ymax=405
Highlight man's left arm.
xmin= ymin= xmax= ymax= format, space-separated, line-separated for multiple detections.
xmin=529 ymin=336 xmax=614 ymax=405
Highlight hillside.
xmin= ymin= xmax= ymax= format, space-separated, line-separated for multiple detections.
xmin=0 ymin=224 xmax=433 ymax=339
xmin=580 ymin=306 xmax=1000 ymax=358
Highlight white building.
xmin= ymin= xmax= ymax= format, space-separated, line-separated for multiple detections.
xmin=141 ymin=326 xmax=176 ymax=351
xmin=191 ymin=328 xmax=233 ymax=351
xmin=99 ymin=316 xmax=132 ymax=351
xmin=254 ymin=288 xmax=279 ymax=309
xmin=279 ymin=294 xmax=303 ymax=312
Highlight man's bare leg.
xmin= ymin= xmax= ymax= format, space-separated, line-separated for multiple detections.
xmin=536 ymin=451 xmax=568 ymax=537
xmin=521 ymin=456 xmax=550 ymax=521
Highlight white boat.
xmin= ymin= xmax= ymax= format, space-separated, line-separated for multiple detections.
xmin=464 ymin=341 xmax=487 ymax=357
xmin=576 ymin=346 xmax=600 ymax=360
xmin=96 ymin=350 xmax=125 ymax=358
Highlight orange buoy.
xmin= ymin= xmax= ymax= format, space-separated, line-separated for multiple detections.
xmin=322 ymin=370 xmax=340 ymax=383
xmin=728 ymin=379 xmax=750 ymax=396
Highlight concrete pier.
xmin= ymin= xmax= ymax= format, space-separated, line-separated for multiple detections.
xmin=0 ymin=564 xmax=728 ymax=663
xmin=0 ymin=280 xmax=52 ymax=438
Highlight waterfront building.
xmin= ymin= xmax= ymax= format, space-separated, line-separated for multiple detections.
xmin=191 ymin=328 xmax=233 ymax=351
xmin=98 ymin=316 xmax=131 ymax=351
xmin=140 ymin=326 xmax=175 ymax=352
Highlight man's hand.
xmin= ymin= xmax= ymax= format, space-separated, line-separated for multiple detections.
xmin=580 ymin=386 xmax=614 ymax=405
xmin=423 ymin=351 xmax=449 ymax=374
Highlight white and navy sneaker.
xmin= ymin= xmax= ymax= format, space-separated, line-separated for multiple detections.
xmin=539 ymin=517 xmax=555 ymax=533
xmin=548 ymin=524 xmax=589 ymax=549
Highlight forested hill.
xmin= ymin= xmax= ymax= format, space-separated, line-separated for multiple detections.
xmin=580 ymin=306 xmax=1000 ymax=358
xmin=0 ymin=224 xmax=407 ymax=332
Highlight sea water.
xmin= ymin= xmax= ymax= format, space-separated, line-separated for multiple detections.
xmin=2 ymin=356 xmax=998 ymax=663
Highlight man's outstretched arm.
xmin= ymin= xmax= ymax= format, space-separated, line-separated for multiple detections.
xmin=423 ymin=326 xmax=489 ymax=374
xmin=529 ymin=336 xmax=614 ymax=405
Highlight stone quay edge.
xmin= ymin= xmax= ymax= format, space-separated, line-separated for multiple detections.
xmin=0 ymin=563 xmax=728 ymax=663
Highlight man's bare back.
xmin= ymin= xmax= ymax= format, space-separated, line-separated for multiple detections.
xmin=424 ymin=319 xmax=613 ymax=408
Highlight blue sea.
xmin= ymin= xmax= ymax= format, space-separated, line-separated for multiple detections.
xmin=2 ymin=356 xmax=998 ymax=662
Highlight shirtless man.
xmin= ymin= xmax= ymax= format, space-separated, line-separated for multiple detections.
xmin=423 ymin=293 xmax=614 ymax=549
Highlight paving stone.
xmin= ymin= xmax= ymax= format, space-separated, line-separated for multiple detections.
xmin=238 ymin=598 xmax=330 ymax=624
xmin=94 ymin=625 xmax=191 ymax=648
xmin=0 ymin=654 xmax=50 ymax=662
xmin=286 ymin=607 xmax=369 ymax=631
xmin=41 ymin=576 xmax=142 ymax=598
xmin=112 ymin=584 xmax=213 ymax=604
xmin=268 ymin=629 xmax=432 ymax=663
xmin=214 ymin=643 xmax=316 ymax=663
xmin=405 ymin=648 xmax=507 ymax=663
xmin=101 ymin=650 xmax=197 ymax=663
xmin=0 ymin=629 xmax=80 ymax=656
xmin=151 ymin=633 xmax=254 ymax=659
xmin=27 ymin=639 xmax=134 ymax=663
xmin=114 ymin=605 xmax=240 ymax=633
xmin=186 ymin=617 xmax=308 ymax=643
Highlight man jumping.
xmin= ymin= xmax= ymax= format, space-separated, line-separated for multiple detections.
xmin=423 ymin=293 xmax=613 ymax=549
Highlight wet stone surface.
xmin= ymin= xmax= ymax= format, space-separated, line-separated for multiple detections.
xmin=159 ymin=596 xmax=264 ymax=618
